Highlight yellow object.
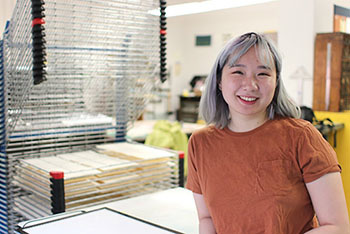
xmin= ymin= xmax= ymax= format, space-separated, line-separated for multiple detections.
xmin=182 ymin=89 xmax=190 ymax=97
xmin=196 ymin=119 xmax=205 ymax=125
xmin=145 ymin=120 xmax=189 ymax=176
xmin=315 ymin=111 xmax=350 ymax=217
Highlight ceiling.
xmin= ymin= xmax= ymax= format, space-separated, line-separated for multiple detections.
xmin=167 ymin=0 xmax=206 ymax=6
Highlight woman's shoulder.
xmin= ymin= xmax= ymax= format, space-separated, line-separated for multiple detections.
xmin=277 ymin=116 xmax=310 ymax=126
xmin=192 ymin=124 xmax=216 ymax=135
xmin=190 ymin=124 xmax=222 ymax=139
xmin=273 ymin=116 xmax=317 ymax=134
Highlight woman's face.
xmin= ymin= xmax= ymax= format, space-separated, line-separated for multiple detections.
xmin=220 ymin=47 xmax=276 ymax=121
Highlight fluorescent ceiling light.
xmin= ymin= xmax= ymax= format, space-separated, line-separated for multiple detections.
xmin=149 ymin=0 xmax=278 ymax=17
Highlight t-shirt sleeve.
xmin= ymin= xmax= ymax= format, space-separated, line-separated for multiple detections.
xmin=185 ymin=134 xmax=202 ymax=194
xmin=297 ymin=122 xmax=341 ymax=183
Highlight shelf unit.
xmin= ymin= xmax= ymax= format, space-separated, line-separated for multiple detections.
xmin=177 ymin=96 xmax=201 ymax=123
xmin=313 ymin=32 xmax=350 ymax=111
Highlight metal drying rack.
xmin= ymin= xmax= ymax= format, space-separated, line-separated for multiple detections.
xmin=0 ymin=0 xmax=172 ymax=233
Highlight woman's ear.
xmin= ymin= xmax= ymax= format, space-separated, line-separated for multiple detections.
xmin=218 ymin=82 xmax=222 ymax=90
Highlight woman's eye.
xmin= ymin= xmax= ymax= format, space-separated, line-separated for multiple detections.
xmin=258 ymin=72 xmax=270 ymax=77
xmin=232 ymin=71 xmax=243 ymax=75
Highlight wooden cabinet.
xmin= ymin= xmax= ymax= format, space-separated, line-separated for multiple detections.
xmin=177 ymin=96 xmax=201 ymax=123
xmin=313 ymin=32 xmax=350 ymax=112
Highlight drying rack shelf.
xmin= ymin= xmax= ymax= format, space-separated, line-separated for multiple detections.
xmin=14 ymin=142 xmax=179 ymax=220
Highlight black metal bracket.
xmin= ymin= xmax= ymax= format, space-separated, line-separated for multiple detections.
xmin=31 ymin=0 xmax=47 ymax=85
xmin=159 ymin=0 xmax=167 ymax=83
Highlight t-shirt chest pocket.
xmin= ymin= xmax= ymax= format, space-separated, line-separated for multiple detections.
xmin=255 ymin=159 xmax=300 ymax=196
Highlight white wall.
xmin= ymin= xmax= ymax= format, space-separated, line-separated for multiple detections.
xmin=315 ymin=0 xmax=350 ymax=33
xmin=167 ymin=0 xmax=350 ymax=112
xmin=278 ymin=0 xmax=315 ymax=107
xmin=167 ymin=1 xmax=280 ymax=112
xmin=0 ymin=0 xmax=16 ymax=37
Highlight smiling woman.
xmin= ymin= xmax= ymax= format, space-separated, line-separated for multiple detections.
xmin=185 ymin=32 xmax=350 ymax=234
xmin=219 ymin=47 xmax=277 ymax=132
xmin=200 ymin=32 xmax=299 ymax=130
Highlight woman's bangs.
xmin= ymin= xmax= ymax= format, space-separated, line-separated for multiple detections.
xmin=256 ymin=41 xmax=276 ymax=71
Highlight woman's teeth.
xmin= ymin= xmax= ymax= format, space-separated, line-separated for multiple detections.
xmin=240 ymin=96 xmax=257 ymax=101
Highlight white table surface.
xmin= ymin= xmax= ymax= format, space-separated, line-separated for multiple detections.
xmin=17 ymin=208 xmax=179 ymax=234
xmin=89 ymin=187 xmax=199 ymax=234
xmin=17 ymin=187 xmax=199 ymax=234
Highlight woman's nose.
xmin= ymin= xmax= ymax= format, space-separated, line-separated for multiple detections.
xmin=242 ymin=75 xmax=258 ymax=91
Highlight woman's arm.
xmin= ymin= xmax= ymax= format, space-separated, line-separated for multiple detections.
xmin=305 ymin=172 xmax=350 ymax=234
xmin=193 ymin=192 xmax=216 ymax=234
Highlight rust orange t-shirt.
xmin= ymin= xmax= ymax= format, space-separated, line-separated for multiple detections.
xmin=186 ymin=117 xmax=341 ymax=234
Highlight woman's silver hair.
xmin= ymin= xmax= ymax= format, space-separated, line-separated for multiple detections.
xmin=199 ymin=32 xmax=301 ymax=128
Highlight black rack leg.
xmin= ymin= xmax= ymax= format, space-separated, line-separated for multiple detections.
xmin=178 ymin=151 xmax=184 ymax=187
xmin=50 ymin=171 xmax=65 ymax=214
